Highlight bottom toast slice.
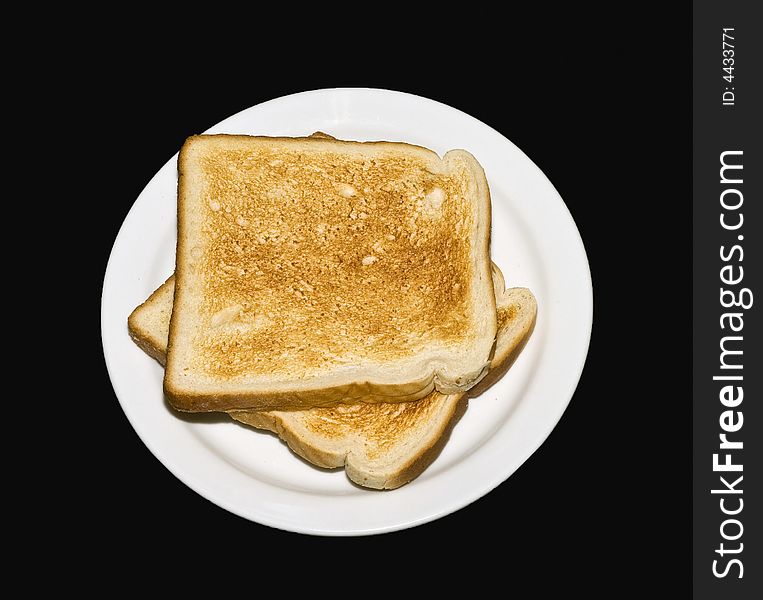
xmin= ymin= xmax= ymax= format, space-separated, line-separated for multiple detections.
xmin=128 ymin=267 xmax=536 ymax=489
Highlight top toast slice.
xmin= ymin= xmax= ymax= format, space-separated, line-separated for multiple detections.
xmin=165 ymin=134 xmax=496 ymax=412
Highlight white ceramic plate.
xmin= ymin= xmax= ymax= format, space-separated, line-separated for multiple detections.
xmin=102 ymin=88 xmax=592 ymax=535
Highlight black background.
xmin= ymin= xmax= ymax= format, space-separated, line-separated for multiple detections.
xmin=82 ymin=6 xmax=689 ymax=591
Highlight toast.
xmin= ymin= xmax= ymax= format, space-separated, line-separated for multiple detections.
xmin=128 ymin=267 xmax=536 ymax=488
xmin=165 ymin=134 xmax=496 ymax=412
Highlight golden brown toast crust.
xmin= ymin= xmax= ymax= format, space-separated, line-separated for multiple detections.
xmin=231 ymin=395 xmax=469 ymax=489
xmin=165 ymin=134 xmax=495 ymax=411
xmin=193 ymin=145 xmax=472 ymax=376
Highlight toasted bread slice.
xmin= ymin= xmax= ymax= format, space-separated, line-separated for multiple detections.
xmin=165 ymin=134 xmax=496 ymax=411
xmin=128 ymin=268 xmax=536 ymax=489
